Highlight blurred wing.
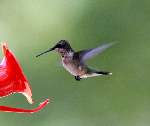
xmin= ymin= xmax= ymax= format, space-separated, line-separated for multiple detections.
xmin=78 ymin=42 xmax=115 ymax=62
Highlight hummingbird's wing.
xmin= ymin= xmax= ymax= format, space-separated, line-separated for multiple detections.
xmin=76 ymin=42 xmax=115 ymax=62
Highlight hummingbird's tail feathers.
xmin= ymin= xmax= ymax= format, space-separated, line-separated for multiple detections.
xmin=78 ymin=42 xmax=116 ymax=62
xmin=95 ymin=71 xmax=112 ymax=75
xmin=80 ymin=68 xmax=112 ymax=78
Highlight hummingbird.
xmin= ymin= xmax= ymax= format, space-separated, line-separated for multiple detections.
xmin=36 ymin=40 xmax=114 ymax=81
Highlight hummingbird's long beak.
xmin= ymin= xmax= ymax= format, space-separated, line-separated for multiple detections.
xmin=36 ymin=47 xmax=55 ymax=57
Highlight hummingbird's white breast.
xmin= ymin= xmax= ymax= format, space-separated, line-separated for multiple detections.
xmin=61 ymin=52 xmax=79 ymax=76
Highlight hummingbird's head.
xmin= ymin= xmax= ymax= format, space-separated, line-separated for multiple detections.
xmin=36 ymin=40 xmax=73 ymax=57
xmin=54 ymin=40 xmax=73 ymax=53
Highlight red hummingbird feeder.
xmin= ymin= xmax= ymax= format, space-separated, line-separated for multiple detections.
xmin=0 ymin=42 xmax=49 ymax=113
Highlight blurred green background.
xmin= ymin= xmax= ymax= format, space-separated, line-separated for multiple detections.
xmin=0 ymin=0 xmax=150 ymax=126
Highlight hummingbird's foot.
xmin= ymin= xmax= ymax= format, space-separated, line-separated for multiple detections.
xmin=75 ymin=76 xmax=81 ymax=81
